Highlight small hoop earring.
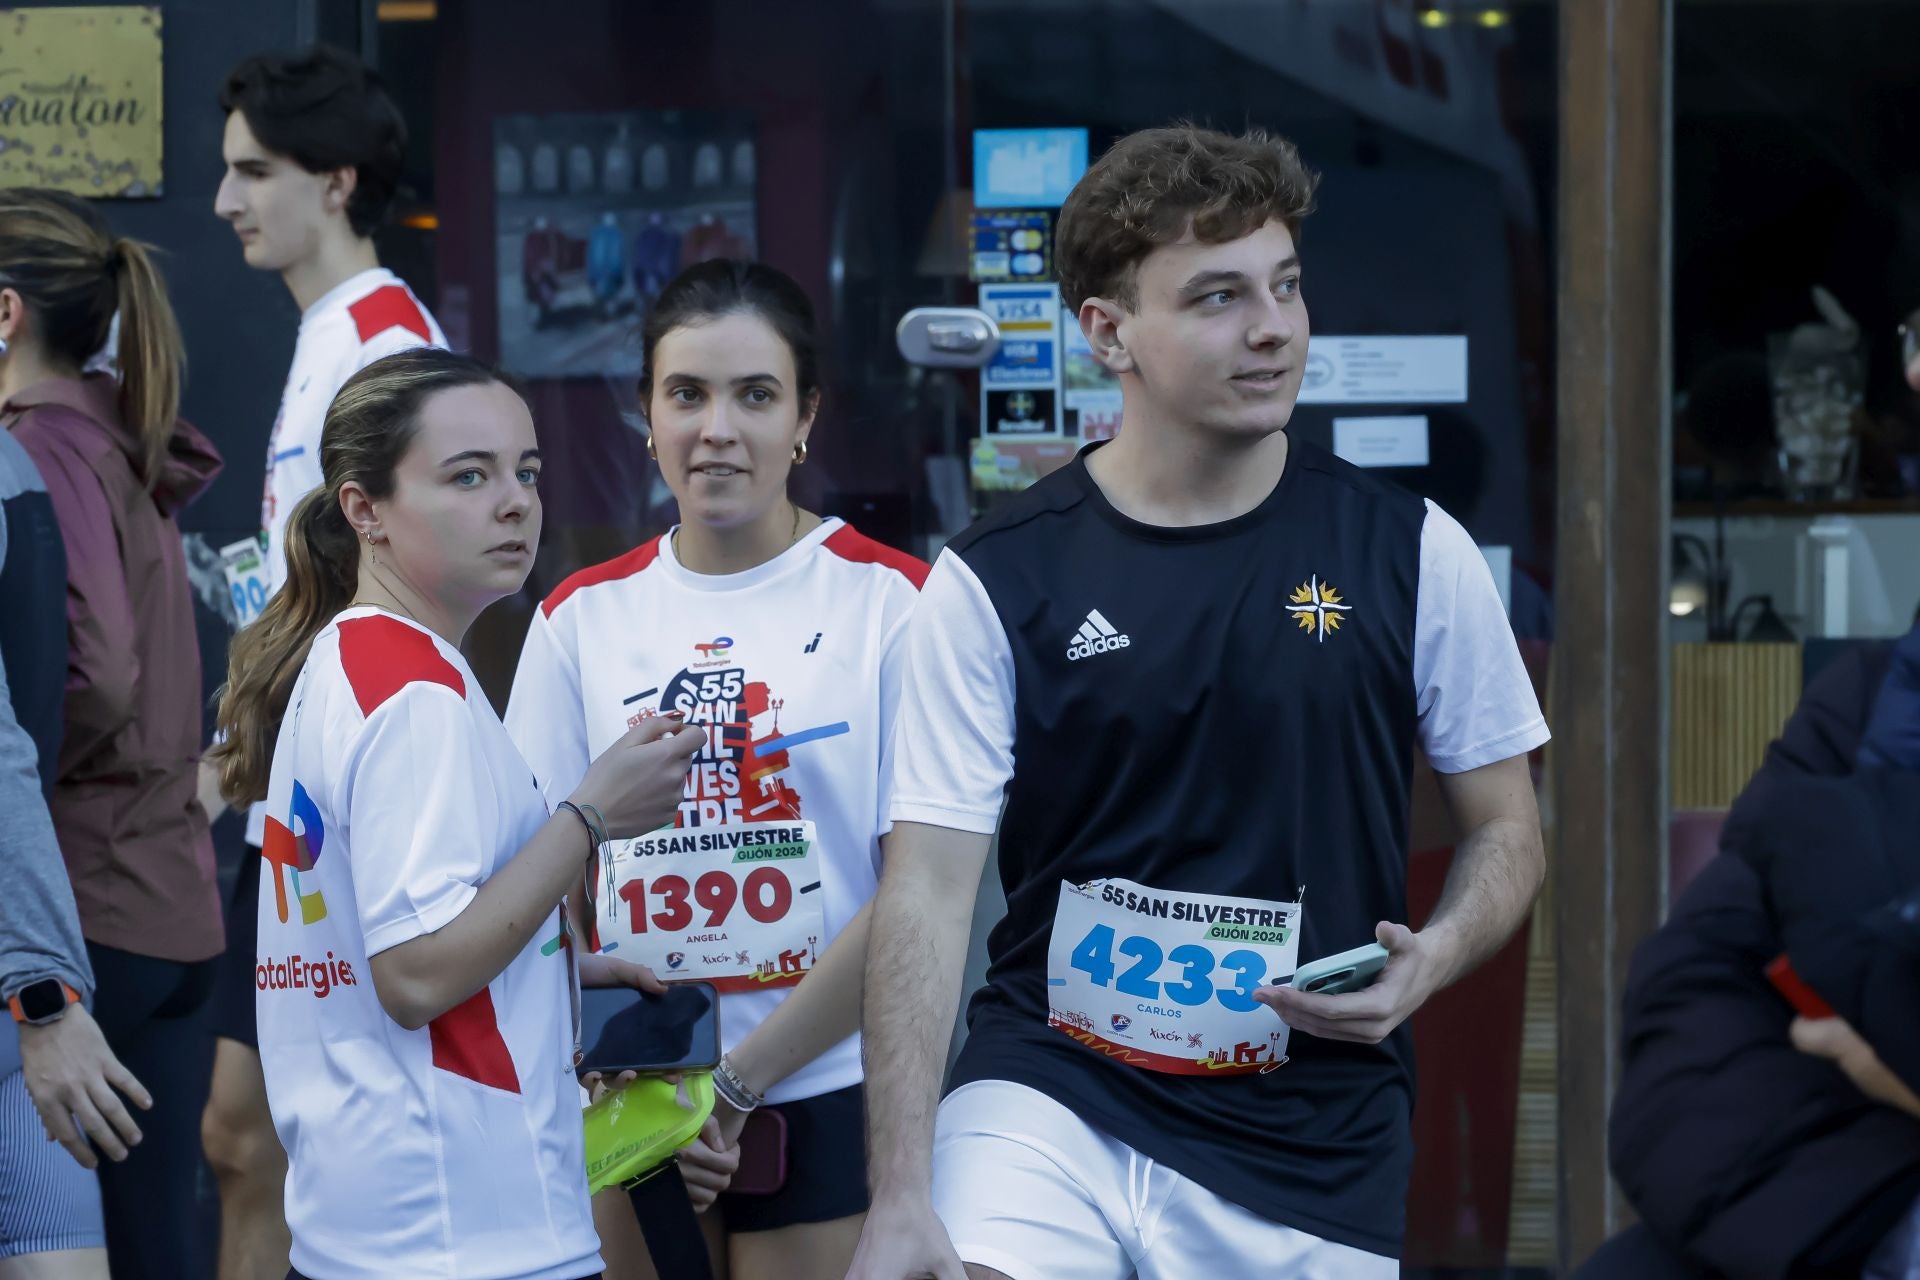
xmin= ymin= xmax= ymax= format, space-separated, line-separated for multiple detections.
xmin=0 ymin=338 xmax=9 ymax=357
xmin=645 ymin=434 xmax=657 ymax=461
xmin=792 ymin=440 xmax=808 ymax=466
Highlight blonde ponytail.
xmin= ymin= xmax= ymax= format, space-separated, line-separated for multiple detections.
xmin=110 ymin=237 xmax=185 ymax=491
xmin=0 ymin=191 xmax=185 ymax=489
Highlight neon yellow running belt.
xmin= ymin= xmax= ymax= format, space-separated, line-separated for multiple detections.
xmin=582 ymin=1071 xmax=715 ymax=1195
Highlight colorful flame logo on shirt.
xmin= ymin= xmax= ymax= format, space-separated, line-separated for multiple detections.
xmin=262 ymin=781 xmax=327 ymax=926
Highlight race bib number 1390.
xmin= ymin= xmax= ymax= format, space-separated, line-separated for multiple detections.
xmin=596 ymin=820 xmax=825 ymax=994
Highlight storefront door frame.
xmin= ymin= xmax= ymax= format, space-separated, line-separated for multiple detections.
xmin=1553 ymin=0 xmax=1672 ymax=1268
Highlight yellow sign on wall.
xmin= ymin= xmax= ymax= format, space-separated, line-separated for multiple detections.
xmin=0 ymin=7 xmax=163 ymax=197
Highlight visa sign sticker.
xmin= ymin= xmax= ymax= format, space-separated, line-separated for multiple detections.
xmin=984 ymin=287 xmax=1057 ymax=329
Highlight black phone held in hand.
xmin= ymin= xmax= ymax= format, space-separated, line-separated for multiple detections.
xmin=576 ymin=981 xmax=722 ymax=1077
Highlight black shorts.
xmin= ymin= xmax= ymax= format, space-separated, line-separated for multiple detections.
xmin=716 ymin=1082 xmax=868 ymax=1233
xmin=208 ymin=845 xmax=260 ymax=1048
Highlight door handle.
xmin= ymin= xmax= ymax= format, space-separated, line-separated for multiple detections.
xmin=896 ymin=307 xmax=1002 ymax=368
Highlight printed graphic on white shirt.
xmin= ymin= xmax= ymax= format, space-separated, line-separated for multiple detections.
xmin=1046 ymin=878 xmax=1301 ymax=1076
xmin=509 ymin=521 xmax=926 ymax=1104
xmin=586 ymin=636 xmax=845 ymax=993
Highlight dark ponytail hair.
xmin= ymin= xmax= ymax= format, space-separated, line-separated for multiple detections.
xmin=638 ymin=259 xmax=820 ymax=414
xmin=210 ymin=349 xmax=505 ymax=804
xmin=0 ymin=188 xmax=185 ymax=489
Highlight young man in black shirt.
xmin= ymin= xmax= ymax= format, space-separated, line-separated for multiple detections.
xmin=851 ymin=125 xmax=1549 ymax=1280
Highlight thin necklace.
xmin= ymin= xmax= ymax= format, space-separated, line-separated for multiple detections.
xmin=674 ymin=503 xmax=803 ymax=568
xmin=348 ymin=580 xmax=422 ymax=624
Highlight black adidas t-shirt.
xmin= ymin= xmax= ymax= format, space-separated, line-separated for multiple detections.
xmin=889 ymin=439 xmax=1547 ymax=1256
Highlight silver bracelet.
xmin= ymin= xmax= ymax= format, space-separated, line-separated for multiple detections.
xmin=712 ymin=1054 xmax=762 ymax=1112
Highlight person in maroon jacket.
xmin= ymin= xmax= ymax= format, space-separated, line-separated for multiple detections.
xmin=0 ymin=188 xmax=224 ymax=1280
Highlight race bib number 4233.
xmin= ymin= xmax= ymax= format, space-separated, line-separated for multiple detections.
xmin=595 ymin=821 xmax=824 ymax=994
xmin=1045 ymin=878 xmax=1301 ymax=1076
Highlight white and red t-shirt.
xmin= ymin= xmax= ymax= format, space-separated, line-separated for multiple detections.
xmin=261 ymin=267 xmax=446 ymax=595
xmin=505 ymin=519 xmax=926 ymax=1105
xmin=256 ymin=608 xmax=598 ymax=1280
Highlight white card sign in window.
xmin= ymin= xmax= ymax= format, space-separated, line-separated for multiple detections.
xmin=1479 ymin=545 xmax=1513 ymax=618
xmin=1297 ymin=336 xmax=1468 ymax=405
xmin=1332 ymin=415 xmax=1430 ymax=468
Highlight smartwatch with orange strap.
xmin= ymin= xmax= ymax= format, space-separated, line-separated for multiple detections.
xmin=8 ymin=979 xmax=81 ymax=1026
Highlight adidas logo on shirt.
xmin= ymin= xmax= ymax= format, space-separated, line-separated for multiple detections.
xmin=1067 ymin=609 xmax=1131 ymax=661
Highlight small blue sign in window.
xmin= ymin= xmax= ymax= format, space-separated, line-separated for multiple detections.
xmin=973 ymin=128 xmax=1089 ymax=209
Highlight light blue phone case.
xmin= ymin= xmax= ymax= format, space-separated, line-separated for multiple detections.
xmin=1289 ymin=942 xmax=1390 ymax=995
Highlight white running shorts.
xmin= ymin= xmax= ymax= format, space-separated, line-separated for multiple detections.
xmin=931 ymin=1080 xmax=1397 ymax=1280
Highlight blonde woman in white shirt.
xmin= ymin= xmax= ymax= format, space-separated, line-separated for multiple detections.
xmin=211 ymin=349 xmax=704 ymax=1280
xmin=507 ymin=260 xmax=926 ymax=1280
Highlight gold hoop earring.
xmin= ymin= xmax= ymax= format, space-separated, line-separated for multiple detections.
xmin=792 ymin=440 xmax=808 ymax=466
xmin=646 ymin=434 xmax=657 ymax=461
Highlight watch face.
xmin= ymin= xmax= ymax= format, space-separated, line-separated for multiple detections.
xmin=18 ymin=980 xmax=67 ymax=1022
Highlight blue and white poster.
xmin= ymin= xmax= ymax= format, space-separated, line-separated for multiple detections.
xmin=973 ymin=128 xmax=1089 ymax=209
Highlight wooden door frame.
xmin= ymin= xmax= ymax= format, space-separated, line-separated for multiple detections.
xmin=1552 ymin=0 xmax=1672 ymax=1268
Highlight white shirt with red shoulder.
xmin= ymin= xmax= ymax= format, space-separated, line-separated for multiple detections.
xmin=261 ymin=267 xmax=446 ymax=595
xmin=256 ymin=607 xmax=598 ymax=1280
xmin=504 ymin=519 xmax=927 ymax=1105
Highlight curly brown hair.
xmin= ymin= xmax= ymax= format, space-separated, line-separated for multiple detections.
xmin=1056 ymin=124 xmax=1320 ymax=314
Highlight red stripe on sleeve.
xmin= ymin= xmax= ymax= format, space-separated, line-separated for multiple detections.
xmin=822 ymin=525 xmax=930 ymax=589
xmin=541 ymin=538 xmax=662 ymax=617
xmin=348 ymin=285 xmax=433 ymax=344
xmin=337 ymin=616 xmax=466 ymax=716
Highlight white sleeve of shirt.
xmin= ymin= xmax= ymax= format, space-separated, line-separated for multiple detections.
xmin=888 ymin=550 xmax=1016 ymax=836
xmin=503 ymin=606 xmax=592 ymax=811
xmin=342 ymin=684 xmax=493 ymax=957
xmin=871 ymin=601 xmax=916 ymax=848
xmin=1413 ymin=499 xmax=1551 ymax=773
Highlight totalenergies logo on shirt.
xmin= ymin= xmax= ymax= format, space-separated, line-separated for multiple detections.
xmin=262 ymin=780 xmax=328 ymax=926
xmin=256 ymin=951 xmax=357 ymax=999
xmin=692 ymin=636 xmax=734 ymax=669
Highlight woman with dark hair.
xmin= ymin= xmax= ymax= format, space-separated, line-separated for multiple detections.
xmin=507 ymin=259 xmax=926 ymax=1280
xmin=211 ymin=349 xmax=703 ymax=1280
xmin=0 ymin=186 xmax=221 ymax=1279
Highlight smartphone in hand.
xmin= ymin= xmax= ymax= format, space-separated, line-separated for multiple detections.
xmin=576 ymin=981 xmax=722 ymax=1077
xmin=1290 ymin=942 xmax=1391 ymax=996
